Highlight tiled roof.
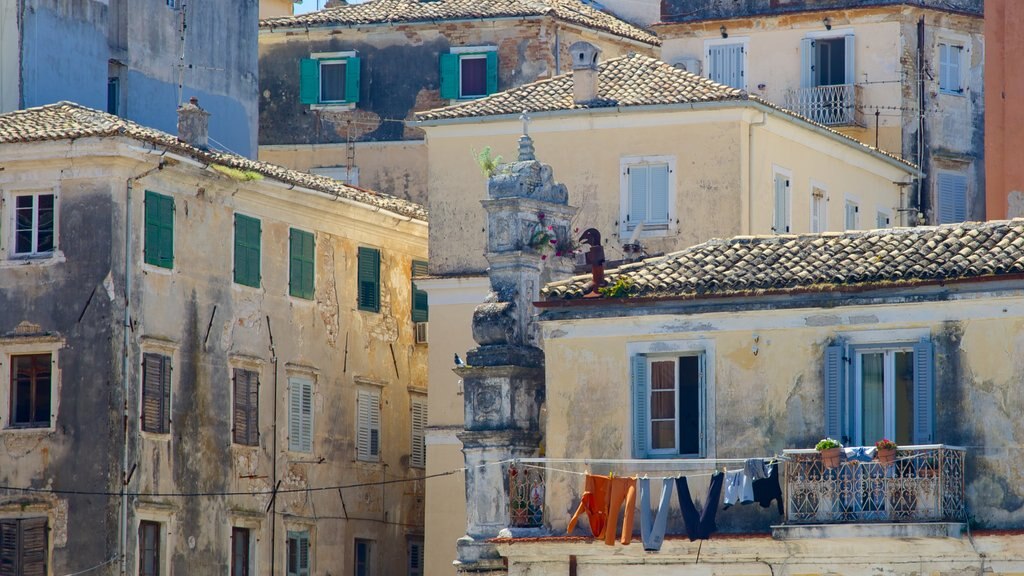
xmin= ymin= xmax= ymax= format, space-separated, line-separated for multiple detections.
xmin=259 ymin=0 xmax=660 ymax=46
xmin=0 ymin=103 xmax=427 ymax=221
xmin=542 ymin=220 xmax=1024 ymax=301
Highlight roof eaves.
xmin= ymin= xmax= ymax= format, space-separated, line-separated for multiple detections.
xmin=260 ymin=13 xmax=545 ymax=31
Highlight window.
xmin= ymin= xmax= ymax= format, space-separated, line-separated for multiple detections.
xmin=811 ymin=187 xmax=827 ymax=233
xmin=631 ymin=353 xmax=706 ymax=458
xmin=286 ymin=530 xmax=310 ymax=576
xmin=824 ymin=338 xmax=933 ymax=446
xmin=411 ymin=260 xmax=429 ymax=323
xmin=234 ymin=214 xmax=261 ymax=288
xmin=354 ymin=539 xmax=373 ymax=576
xmin=357 ymin=390 xmax=380 ymax=462
xmin=232 ymin=368 xmax=259 ymax=446
xmin=357 ymin=247 xmax=381 ymax=313
xmin=408 ymin=539 xmax=424 ymax=576
xmin=289 ymin=228 xmax=314 ymax=300
xmin=939 ymin=43 xmax=964 ymax=94
xmin=299 ymin=53 xmax=360 ymax=106
xmin=936 ymin=171 xmax=968 ymax=224
xmin=876 ymin=210 xmax=891 ymax=229
xmin=139 ymin=520 xmax=162 ymax=576
xmin=439 ymin=49 xmax=497 ymax=100
xmin=142 ymin=353 xmax=171 ymax=434
xmin=772 ymin=172 xmax=791 ymax=234
xmin=288 ymin=377 xmax=313 ymax=453
xmin=844 ymin=199 xmax=859 ymax=230
xmin=8 ymin=353 xmax=52 ymax=429
xmin=801 ymin=35 xmax=855 ymax=88
xmin=410 ymin=396 xmax=427 ymax=468
xmin=705 ymin=39 xmax=746 ymax=90
xmin=144 ymin=191 xmax=174 ymax=269
xmin=12 ymin=192 xmax=55 ymax=257
xmin=231 ymin=527 xmax=252 ymax=576
xmin=107 ymin=77 xmax=120 ymax=115
xmin=621 ymin=157 xmax=674 ymax=235
xmin=0 ymin=517 xmax=48 ymax=575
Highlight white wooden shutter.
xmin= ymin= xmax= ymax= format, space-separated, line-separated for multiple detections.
xmin=937 ymin=172 xmax=967 ymax=223
xmin=912 ymin=338 xmax=935 ymax=444
xmin=708 ymin=44 xmax=744 ymax=89
xmin=410 ymin=397 xmax=427 ymax=468
xmin=627 ymin=165 xmax=649 ymax=230
xmin=823 ymin=341 xmax=846 ymax=442
xmin=773 ymin=175 xmax=790 ymax=233
xmin=844 ymin=35 xmax=856 ymax=85
xmin=289 ymin=378 xmax=313 ymax=452
xmin=357 ymin=390 xmax=381 ymax=461
xmin=649 ymin=164 xmax=670 ymax=226
xmin=800 ymin=38 xmax=815 ymax=88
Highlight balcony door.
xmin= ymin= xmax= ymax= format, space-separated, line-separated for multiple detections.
xmin=798 ymin=35 xmax=856 ymax=125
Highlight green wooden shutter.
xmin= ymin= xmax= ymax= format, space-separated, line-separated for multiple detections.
xmin=411 ymin=260 xmax=428 ymax=322
xmin=289 ymin=229 xmax=315 ymax=300
xmin=300 ymin=58 xmax=320 ymax=104
xmin=823 ymin=341 xmax=846 ymax=443
xmin=439 ymin=53 xmax=460 ymax=99
xmin=913 ymin=338 xmax=934 ymax=444
xmin=234 ymin=214 xmax=261 ymax=287
xmin=345 ymin=56 xmax=361 ymax=103
xmin=485 ymin=51 xmax=498 ymax=95
xmin=358 ymin=247 xmax=381 ymax=312
xmin=632 ymin=354 xmax=648 ymax=458
xmin=144 ymin=191 xmax=174 ymax=269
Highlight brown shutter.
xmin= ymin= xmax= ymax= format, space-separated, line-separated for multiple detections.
xmin=247 ymin=372 xmax=260 ymax=446
xmin=0 ymin=520 xmax=17 ymax=576
xmin=19 ymin=519 xmax=47 ymax=576
xmin=233 ymin=369 xmax=260 ymax=446
xmin=143 ymin=354 xmax=170 ymax=434
xmin=161 ymin=355 xmax=171 ymax=433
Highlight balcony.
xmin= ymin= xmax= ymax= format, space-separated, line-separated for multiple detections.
xmin=785 ymin=84 xmax=863 ymax=127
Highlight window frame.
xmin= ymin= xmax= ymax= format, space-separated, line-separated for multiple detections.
xmin=7 ymin=353 xmax=54 ymax=429
xmin=10 ymin=190 xmax=57 ymax=258
xmin=441 ymin=46 xmax=498 ymax=101
xmin=0 ymin=337 xmax=61 ymax=432
xmin=844 ymin=196 xmax=860 ymax=230
xmin=703 ymin=36 xmax=748 ymax=90
xmin=0 ymin=517 xmax=49 ymax=575
xmin=938 ymin=41 xmax=966 ymax=96
xmin=233 ymin=213 xmax=262 ymax=289
xmin=851 ymin=345 xmax=916 ymax=446
xmin=230 ymin=526 xmax=253 ymax=576
xmin=286 ymin=528 xmax=312 ymax=576
xmin=301 ymin=51 xmax=360 ymax=108
xmin=810 ymin=183 xmax=827 ymax=233
xmin=143 ymin=190 xmax=175 ymax=270
xmin=356 ymin=389 xmax=381 ymax=462
xmin=354 ymin=538 xmax=374 ymax=576
xmin=136 ymin=514 xmax=172 ymax=576
xmin=318 ymin=59 xmax=348 ymax=104
xmin=619 ymin=155 xmax=676 ymax=238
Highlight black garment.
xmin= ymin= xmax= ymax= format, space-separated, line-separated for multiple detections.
xmin=675 ymin=471 xmax=725 ymax=541
xmin=751 ymin=462 xmax=784 ymax=515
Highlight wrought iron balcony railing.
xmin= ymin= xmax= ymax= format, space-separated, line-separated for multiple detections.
xmin=782 ymin=445 xmax=966 ymax=525
xmin=785 ymin=84 xmax=862 ymax=126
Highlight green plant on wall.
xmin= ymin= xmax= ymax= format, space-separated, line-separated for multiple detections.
xmin=473 ymin=146 xmax=503 ymax=177
xmin=598 ymin=275 xmax=634 ymax=298
xmin=211 ymin=164 xmax=263 ymax=182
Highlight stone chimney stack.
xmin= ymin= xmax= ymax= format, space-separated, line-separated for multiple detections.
xmin=570 ymin=41 xmax=601 ymax=104
xmin=177 ymin=96 xmax=210 ymax=150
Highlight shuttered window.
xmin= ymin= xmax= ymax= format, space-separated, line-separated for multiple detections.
xmin=230 ymin=527 xmax=251 ymax=576
xmin=845 ymin=200 xmax=859 ymax=230
xmin=0 ymin=518 xmax=48 ymax=576
xmin=142 ymin=353 xmax=171 ymax=434
xmin=439 ymin=51 xmax=497 ymax=99
xmin=939 ymin=43 xmax=963 ymax=94
xmin=357 ymin=390 xmax=381 ymax=462
xmin=232 ymin=368 xmax=259 ymax=446
xmin=936 ymin=172 xmax=968 ymax=224
xmin=287 ymin=530 xmax=310 ymax=576
xmin=411 ymin=260 xmax=429 ymax=323
xmin=138 ymin=521 xmax=161 ymax=576
xmin=811 ymin=188 xmax=826 ymax=233
xmin=772 ymin=174 xmax=791 ymax=234
xmin=706 ymin=42 xmax=745 ymax=89
xmin=299 ymin=56 xmax=361 ymax=105
xmin=288 ymin=378 xmax=313 ymax=453
xmin=625 ymin=162 xmax=671 ymax=232
xmin=144 ymin=191 xmax=174 ymax=269
xmin=355 ymin=539 xmax=373 ymax=576
xmin=408 ymin=539 xmax=424 ymax=576
xmin=410 ymin=397 xmax=427 ymax=468
xmin=632 ymin=353 xmax=706 ymax=458
xmin=9 ymin=353 xmax=52 ymax=429
xmin=289 ymin=228 xmax=315 ymax=300
xmin=234 ymin=214 xmax=261 ymax=288
xmin=357 ymin=247 xmax=381 ymax=313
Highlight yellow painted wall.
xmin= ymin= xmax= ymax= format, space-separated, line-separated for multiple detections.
xmin=259 ymin=0 xmax=294 ymax=20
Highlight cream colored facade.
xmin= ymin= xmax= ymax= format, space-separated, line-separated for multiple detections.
xmin=259 ymin=0 xmax=295 ymax=19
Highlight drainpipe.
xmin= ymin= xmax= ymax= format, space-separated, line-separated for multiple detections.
xmin=916 ymin=15 xmax=928 ymax=223
xmin=747 ymin=111 xmax=768 ymax=234
xmin=266 ymin=315 xmax=279 ymax=575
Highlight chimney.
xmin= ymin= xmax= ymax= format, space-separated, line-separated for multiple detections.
xmin=177 ymin=96 xmax=210 ymax=150
xmin=569 ymin=41 xmax=601 ymax=104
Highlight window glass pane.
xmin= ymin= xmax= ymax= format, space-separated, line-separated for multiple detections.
xmin=894 ymin=350 xmax=915 ymax=445
xmin=12 ymin=354 xmax=50 ymax=426
xmin=650 ymin=390 xmax=675 ymax=419
xmin=36 ymin=194 xmax=54 ymax=252
xmin=320 ymin=61 xmax=346 ymax=102
xmin=860 ymin=352 xmax=884 ymax=445
xmin=15 ymin=195 xmax=34 ymax=253
xmin=651 ymin=421 xmax=675 ymax=450
xmin=678 ymin=356 xmax=701 ymax=455
xmin=460 ymin=57 xmax=487 ymax=97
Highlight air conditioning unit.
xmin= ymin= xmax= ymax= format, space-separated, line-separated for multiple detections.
xmin=415 ymin=322 xmax=429 ymax=344
xmin=674 ymin=57 xmax=702 ymax=76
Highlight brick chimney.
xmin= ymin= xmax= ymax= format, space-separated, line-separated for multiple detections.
xmin=569 ymin=41 xmax=601 ymax=104
xmin=177 ymin=96 xmax=210 ymax=150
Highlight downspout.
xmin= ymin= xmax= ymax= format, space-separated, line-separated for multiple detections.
xmin=747 ymin=111 xmax=768 ymax=234
xmin=916 ymin=15 xmax=928 ymax=224
xmin=266 ymin=315 xmax=279 ymax=575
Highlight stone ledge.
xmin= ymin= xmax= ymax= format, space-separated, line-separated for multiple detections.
xmin=772 ymin=522 xmax=965 ymax=540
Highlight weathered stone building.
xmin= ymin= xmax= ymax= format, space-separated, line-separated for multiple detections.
xmin=0 ymin=102 xmax=428 ymax=575
xmin=655 ymin=0 xmax=985 ymax=224
xmin=256 ymin=0 xmax=660 ymax=203
xmin=0 ymin=0 xmax=260 ymax=158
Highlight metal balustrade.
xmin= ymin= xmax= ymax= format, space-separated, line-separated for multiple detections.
xmin=785 ymin=84 xmax=861 ymax=126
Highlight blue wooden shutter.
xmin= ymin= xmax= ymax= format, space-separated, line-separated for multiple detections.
xmin=649 ymin=164 xmax=670 ymax=225
xmin=698 ymin=353 xmax=707 ymax=457
xmin=913 ymin=338 xmax=934 ymax=444
xmin=823 ymin=341 xmax=845 ymax=442
xmin=345 ymin=56 xmax=361 ymax=103
xmin=358 ymin=247 xmax=381 ymax=312
xmin=628 ymin=165 xmax=649 ymax=229
xmin=800 ymin=38 xmax=814 ymax=88
xmin=844 ymin=35 xmax=856 ymax=85
xmin=773 ymin=175 xmax=789 ymax=233
xmin=300 ymin=58 xmax=320 ymax=104
xmin=439 ymin=53 xmax=460 ymax=99
xmin=632 ymin=354 xmax=649 ymax=458
xmin=709 ymin=44 xmax=744 ymax=89
xmin=485 ymin=51 xmax=498 ymax=95
xmin=300 ymin=379 xmax=313 ymax=452
xmin=937 ymin=173 xmax=967 ymax=224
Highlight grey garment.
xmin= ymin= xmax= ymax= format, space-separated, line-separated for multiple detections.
xmin=722 ymin=469 xmax=754 ymax=508
xmin=638 ymin=477 xmax=674 ymax=551
xmin=745 ymin=458 xmax=768 ymax=480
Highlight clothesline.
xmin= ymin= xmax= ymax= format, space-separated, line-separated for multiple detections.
xmin=518 ymin=462 xmax=724 ymax=480
xmin=515 ymin=456 xmax=790 ymax=466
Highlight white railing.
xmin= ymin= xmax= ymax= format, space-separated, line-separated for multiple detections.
xmin=785 ymin=84 xmax=860 ymax=126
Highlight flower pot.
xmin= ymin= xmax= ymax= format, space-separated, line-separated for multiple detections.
xmin=876 ymin=447 xmax=896 ymax=466
xmin=819 ymin=446 xmax=843 ymax=469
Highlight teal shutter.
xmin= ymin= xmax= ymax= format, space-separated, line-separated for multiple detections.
xmin=439 ymin=53 xmax=460 ymax=99
xmin=800 ymin=38 xmax=814 ymax=88
xmin=823 ymin=341 xmax=845 ymax=442
xmin=345 ymin=56 xmax=361 ymax=103
xmin=234 ymin=214 xmax=261 ymax=287
xmin=913 ymin=338 xmax=934 ymax=444
xmin=300 ymin=58 xmax=320 ymax=104
xmin=144 ymin=191 xmax=174 ymax=269
xmin=411 ymin=260 xmax=429 ymax=322
xmin=632 ymin=354 xmax=649 ymax=458
xmin=485 ymin=51 xmax=498 ymax=95
xmin=358 ymin=247 xmax=381 ymax=312
xmin=287 ymin=531 xmax=310 ymax=576
xmin=289 ymin=229 xmax=315 ymax=300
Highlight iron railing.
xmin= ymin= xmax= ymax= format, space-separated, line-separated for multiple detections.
xmin=508 ymin=462 xmax=545 ymax=528
xmin=782 ymin=445 xmax=966 ymax=525
xmin=785 ymin=84 xmax=861 ymax=126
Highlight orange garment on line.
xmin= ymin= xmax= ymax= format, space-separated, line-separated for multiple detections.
xmin=606 ymin=476 xmax=637 ymax=546
xmin=567 ymin=474 xmax=637 ymax=545
xmin=567 ymin=474 xmax=610 ymax=538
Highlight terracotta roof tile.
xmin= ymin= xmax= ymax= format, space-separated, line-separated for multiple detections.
xmin=260 ymin=0 xmax=660 ymax=46
xmin=0 ymin=102 xmax=427 ymax=221
xmin=542 ymin=220 xmax=1024 ymax=301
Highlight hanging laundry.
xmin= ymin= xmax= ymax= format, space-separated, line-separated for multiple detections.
xmin=638 ymin=477 xmax=674 ymax=551
xmin=605 ymin=476 xmax=637 ymax=546
xmin=751 ymin=462 xmax=784 ymax=515
xmin=745 ymin=458 xmax=768 ymax=480
xmin=568 ymin=474 xmax=611 ymax=538
xmin=676 ymin=471 xmax=724 ymax=541
xmin=722 ymin=469 xmax=753 ymax=508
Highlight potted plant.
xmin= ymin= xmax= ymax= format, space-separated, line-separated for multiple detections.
xmin=816 ymin=437 xmax=844 ymax=469
xmin=875 ymin=438 xmax=898 ymax=466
